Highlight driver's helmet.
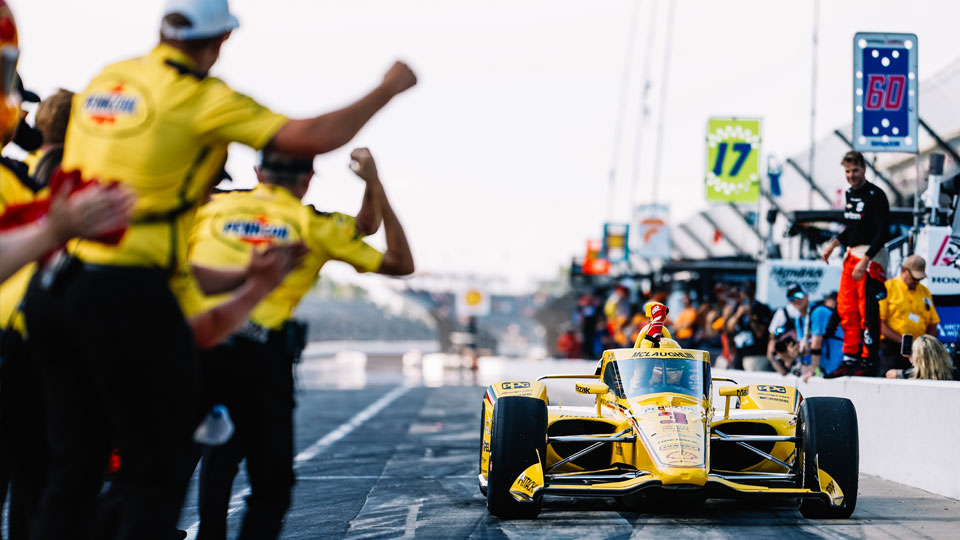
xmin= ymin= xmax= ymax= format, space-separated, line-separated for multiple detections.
xmin=0 ymin=1 xmax=20 ymax=143
xmin=658 ymin=337 xmax=681 ymax=349
xmin=650 ymin=362 xmax=686 ymax=386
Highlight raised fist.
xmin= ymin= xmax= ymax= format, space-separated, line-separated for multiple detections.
xmin=382 ymin=61 xmax=417 ymax=95
xmin=349 ymin=147 xmax=379 ymax=182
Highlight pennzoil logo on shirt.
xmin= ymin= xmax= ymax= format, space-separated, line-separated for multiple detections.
xmin=76 ymin=79 xmax=153 ymax=135
xmin=222 ymin=215 xmax=290 ymax=245
xmin=84 ymin=89 xmax=138 ymax=124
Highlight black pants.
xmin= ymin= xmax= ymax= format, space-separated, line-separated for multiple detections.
xmin=862 ymin=274 xmax=885 ymax=367
xmin=22 ymin=262 xmax=198 ymax=540
xmin=197 ymin=336 xmax=296 ymax=540
xmin=878 ymin=339 xmax=912 ymax=377
xmin=0 ymin=453 xmax=6 ymax=540
xmin=0 ymin=329 xmax=47 ymax=540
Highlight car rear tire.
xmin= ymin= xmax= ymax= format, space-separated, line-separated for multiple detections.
xmin=478 ymin=401 xmax=488 ymax=496
xmin=797 ymin=397 xmax=859 ymax=519
xmin=486 ymin=396 xmax=547 ymax=519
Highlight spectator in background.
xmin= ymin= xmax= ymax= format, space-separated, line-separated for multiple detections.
xmin=555 ymin=326 xmax=581 ymax=359
xmin=673 ymin=294 xmax=697 ymax=347
xmin=806 ymin=291 xmax=844 ymax=381
xmin=767 ymin=284 xmax=810 ymax=375
xmin=575 ymin=294 xmax=601 ymax=358
xmin=716 ymin=286 xmax=741 ymax=367
xmin=625 ymin=312 xmax=647 ymax=348
xmin=25 ymin=89 xmax=73 ymax=183
xmin=725 ymin=281 xmax=770 ymax=369
xmin=610 ymin=313 xmax=630 ymax=347
xmin=771 ymin=328 xmax=803 ymax=376
xmin=733 ymin=303 xmax=773 ymax=371
xmin=696 ymin=297 xmax=724 ymax=363
xmin=821 ymin=150 xmax=891 ymax=377
xmin=596 ymin=318 xmax=614 ymax=356
xmin=878 ymin=255 xmax=940 ymax=377
xmin=886 ymin=335 xmax=958 ymax=381
xmin=604 ymin=282 xmax=631 ymax=329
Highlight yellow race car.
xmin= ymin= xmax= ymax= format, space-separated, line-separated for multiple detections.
xmin=478 ymin=303 xmax=858 ymax=519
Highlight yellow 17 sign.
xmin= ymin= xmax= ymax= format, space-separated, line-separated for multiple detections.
xmin=705 ymin=118 xmax=761 ymax=203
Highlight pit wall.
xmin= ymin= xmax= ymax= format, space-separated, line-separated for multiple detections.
xmin=714 ymin=369 xmax=960 ymax=501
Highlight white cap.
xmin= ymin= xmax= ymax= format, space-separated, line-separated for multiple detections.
xmin=161 ymin=0 xmax=239 ymax=40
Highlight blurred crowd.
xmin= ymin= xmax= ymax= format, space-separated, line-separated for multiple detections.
xmin=556 ymin=276 xmax=958 ymax=383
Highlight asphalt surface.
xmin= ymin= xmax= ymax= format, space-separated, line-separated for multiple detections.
xmin=168 ymin=355 xmax=960 ymax=539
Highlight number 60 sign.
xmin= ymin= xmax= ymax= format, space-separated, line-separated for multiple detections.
xmin=705 ymin=117 xmax=761 ymax=203
xmin=852 ymin=32 xmax=917 ymax=153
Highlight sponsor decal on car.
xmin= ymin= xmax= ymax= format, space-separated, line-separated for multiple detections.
xmin=509 ymin=452 xmax=544 ymax=502
xmin=818 ymin=470 xmax=845 ymax=506
xmin=631 ymin=350 xmax=696 ymax=359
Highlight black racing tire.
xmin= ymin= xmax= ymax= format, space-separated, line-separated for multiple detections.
xmin=797 ymin=397 xmax=859 ymax=519
xmin=478 ymin=400 xmax=488 ymax=496
xmin=486 ymin=396 xmax=547 ymax=519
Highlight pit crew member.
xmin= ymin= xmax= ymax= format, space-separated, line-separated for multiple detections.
xmin=193 ymin=147 xmax=413 ymax=540
xmin=821 ymin=150 xmax=890 ymax=377
xmin=20 ymin=0 xmax=416 ymax=536
xmin=878 ymin=255 xmax=940 ymax=377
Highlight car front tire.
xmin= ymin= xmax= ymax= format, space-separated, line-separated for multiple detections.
xmin=797 ymin=397 xmax=859 ymax=519
xmin=486 ymin=396 xmax=547 ymax=519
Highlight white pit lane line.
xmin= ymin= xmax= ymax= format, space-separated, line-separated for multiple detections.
xmin=184 ymin=385 xmax=411 ymax=538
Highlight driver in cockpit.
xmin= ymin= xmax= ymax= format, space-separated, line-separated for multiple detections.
xmin=628 ymin=359 xmax=700 ymax=395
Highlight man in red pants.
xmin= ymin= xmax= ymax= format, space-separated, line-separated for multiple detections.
xmin=821 ymin=151 xmax=890 ymax=377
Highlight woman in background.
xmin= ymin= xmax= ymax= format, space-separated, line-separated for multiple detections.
xmin=885 ymin=335 xmax=958 ymax=381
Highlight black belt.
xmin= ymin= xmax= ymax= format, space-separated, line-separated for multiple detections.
xmin=38 ymin=253 xmax=167 ymax=292
xmin=232 ymin=320 xmax=278 ymax=345
xmin=74 ymin=260 xmax=166 ymax=276
xmin=230 ymin=319 xmax=308 ymax=361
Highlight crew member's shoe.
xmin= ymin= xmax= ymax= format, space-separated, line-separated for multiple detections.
xmin=825 ymin=356 xmax=873 ymax=378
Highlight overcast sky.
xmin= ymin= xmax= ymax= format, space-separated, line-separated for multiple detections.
xmin=12 ymin=0 xmax=960 ymax=288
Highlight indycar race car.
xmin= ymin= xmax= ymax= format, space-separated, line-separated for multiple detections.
xmin=478 ymin=302 xmax=858 ymax=519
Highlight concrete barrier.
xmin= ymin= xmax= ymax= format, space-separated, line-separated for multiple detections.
xmin=714 ymin=369 xmax=960 ymax=501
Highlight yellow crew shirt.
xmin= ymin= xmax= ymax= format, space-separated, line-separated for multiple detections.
xmin=62 ymin=44 xmax=288 ymax=272
xmin=186 ymin=183 xmax=384 ymax=329
xmin=879 ymin=276 xmax=940 ymax=339
xmin=0 ymin=161 xmax=43 ymax=334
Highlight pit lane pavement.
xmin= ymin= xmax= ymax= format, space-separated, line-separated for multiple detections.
xmin=164 ymin=353 xmax=960 ymax=539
